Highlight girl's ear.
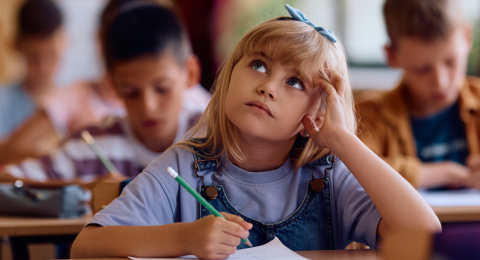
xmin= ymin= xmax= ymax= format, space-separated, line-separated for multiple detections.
xmin=185 ymin=54 xmax=202 ymax=89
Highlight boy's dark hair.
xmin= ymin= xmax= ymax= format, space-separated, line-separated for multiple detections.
xmin=98 ymin=0 xmax=138 ymax=47
xmin=101 ymin=1 xmax=191 ymax=71
xmin=16 ymin=0 xmax=63 ymax=41
xmin=383 ymin=0 xmax=463 ymax=47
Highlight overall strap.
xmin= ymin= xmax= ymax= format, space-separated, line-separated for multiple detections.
xmin=190 ymin=138 xmax=221 ymax=172
xmin=309 ymin=154 xmax=336 ymax=167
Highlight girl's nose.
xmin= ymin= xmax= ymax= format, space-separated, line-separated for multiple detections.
xmin=259 ymin=89 xmax=274 ymax=99
xmin=257 ymin=81 xmax=276 ymax=100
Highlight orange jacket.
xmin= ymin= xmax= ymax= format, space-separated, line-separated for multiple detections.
xmin=357 ymin=76 xmax=480 ymax=187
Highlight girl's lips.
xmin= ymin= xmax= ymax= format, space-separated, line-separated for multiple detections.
xmin=142 ymin=120 xmax=160 ymax=128
xmin=245 ymin=101 xmax=274 ymax=118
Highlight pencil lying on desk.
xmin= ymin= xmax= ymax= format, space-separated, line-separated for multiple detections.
xmin=166 ymin=166 xmax=253 ymax=247
xmin=81 ymin=130 xmax=119 ymax=176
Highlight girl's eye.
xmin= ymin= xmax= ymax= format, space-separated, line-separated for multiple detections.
xmin=287 ymin=78 xmax=304 ymax=90
xmin=252 ymin=61 xmax=267 ymax=73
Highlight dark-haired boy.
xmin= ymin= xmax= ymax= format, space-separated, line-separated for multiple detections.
xmin=358 ymin=0 xmax=480 ymax=189
xmin=1 ymin=2 xmax=208 ymax=184
xmin=0 ymin=0 xmax=65 ymax=138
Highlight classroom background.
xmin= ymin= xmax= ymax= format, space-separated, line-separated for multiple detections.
xmin=1 ymin=0 xmax=480 ymax=91
xmin=1 ymin=0 xmax=480 ymax=260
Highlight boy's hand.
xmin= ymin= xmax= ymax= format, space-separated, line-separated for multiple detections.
xmin=419 ymin=162 xmax=469 ymax=188
xmin=183 ymin=212 xmax=252 ymax=259
xmin=302 ymin=73 xmax=349 ymax=151
xmin=466 ymin=156 xmax=480 ymax=189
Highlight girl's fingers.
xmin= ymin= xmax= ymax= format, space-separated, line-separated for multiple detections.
xmin=322 ymin=82 xmax=338 ymax=97
xmin=216 ymin=244 xmax=237 ymax=256
xmin=216 ymin=252 xmax=235 ymax=260
xmin=222 ymin=220 xmax=249 ymax=239
xmin=315 ymin=78 xmax=340 ymax=102
xmin=313 ymin=78 xmax=334 ymax=94
xmin=220 ymin=233 xmax=241 ymax=247
xmin=333 ymin=73 xmax=346 ymax=100
xmin=221 ymin=212 xmax=253 ymax=231
xmin=313 ymin=74 xmax=345 ymax=98
xmin=302 ymin=115 xmax=319 ymax=137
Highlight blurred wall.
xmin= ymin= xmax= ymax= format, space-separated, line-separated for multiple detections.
xmin=1 ymin=0 xmax=479 ymax=90
xmin=0 ymin=0 xmax=23 ymax=86
xmin=0 ymin=0 xmax=105 ymax=87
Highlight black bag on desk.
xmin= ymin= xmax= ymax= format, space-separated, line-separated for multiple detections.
xmin=0 ymin=181 xmax=91 ymax=218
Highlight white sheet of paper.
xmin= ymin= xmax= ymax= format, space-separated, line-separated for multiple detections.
xmin=419 ymin=189 xmax=480 ymax=207
xmin=128 ymin=237 xmax=309 ymax=260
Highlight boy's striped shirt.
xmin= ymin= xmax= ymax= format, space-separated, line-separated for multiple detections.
xmin=6 ymin=109 xmax=201 ymax=182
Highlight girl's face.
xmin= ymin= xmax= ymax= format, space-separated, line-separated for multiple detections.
xmin=225 ymin=53 xmax=324 ymax=144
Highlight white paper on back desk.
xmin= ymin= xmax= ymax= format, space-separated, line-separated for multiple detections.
xmin=418 ymin=188 xmax=480 ymax=207
xmin=128 ymin=237 xmax=309 ymax=260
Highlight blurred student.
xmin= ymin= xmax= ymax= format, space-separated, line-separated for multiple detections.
xmin=357 ymin=0 xmax=480 ymax=189
xmin=0 ymin=0 xmax=65 ymax=139
xmin=42 ymin=0 xmax=173 ymax=138
xmin=0 ymin=0 xmax=210 ymax=165
xmin=45 ymin=0 xmax=208 ymax=137
xmin=0 ymin=2 xmax=206 ymax=185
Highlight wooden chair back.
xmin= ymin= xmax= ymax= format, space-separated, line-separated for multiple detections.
xmin=92 ymin=181 xmax=122 ymax=214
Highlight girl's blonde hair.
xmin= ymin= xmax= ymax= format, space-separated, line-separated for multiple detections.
xmin=176 ymin=17 xmax=356 ymax=169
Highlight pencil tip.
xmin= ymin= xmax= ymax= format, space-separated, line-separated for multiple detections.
xmin=245 ymin=239 xmax=253 ymax=247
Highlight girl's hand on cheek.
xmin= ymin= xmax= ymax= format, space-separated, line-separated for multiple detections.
xmin=302 ymin=73 xmax=349 ymax=150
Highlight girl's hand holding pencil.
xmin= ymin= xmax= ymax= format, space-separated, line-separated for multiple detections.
xmin=180 ymin=212 xmax=252 ymax=259
xmin=166 ymin=167 xmax=252 ymax=259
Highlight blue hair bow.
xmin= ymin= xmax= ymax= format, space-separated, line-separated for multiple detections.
xmin=285 ymin=4 xmax=337 ymax=43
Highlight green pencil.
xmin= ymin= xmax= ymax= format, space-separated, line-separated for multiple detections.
xmin=166 ymin=167 xmax=252 ymax=247
xmin=81 ymin=130 xmax=119 ymax=176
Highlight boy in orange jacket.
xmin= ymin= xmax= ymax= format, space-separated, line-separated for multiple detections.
xmin=358 ymin=0 xmax=480 ymax=189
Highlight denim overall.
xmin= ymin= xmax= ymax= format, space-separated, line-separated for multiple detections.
xmin=191 ymin=143 xmax=336 ymax=251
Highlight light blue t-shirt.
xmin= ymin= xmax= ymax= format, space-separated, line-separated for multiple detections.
xmin=0 ymin=84 xmax=36 ymax=138
xmin=411 ymin=101 xmax=468 ymax=165
xmin=89 ymin=146 xmax=382 ymax=249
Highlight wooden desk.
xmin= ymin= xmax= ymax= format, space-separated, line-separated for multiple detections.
xmin=432 ymin=206 xmax=480 ymax=222
xmin=72 ymin=250 xmax=381 ymax=260
xmin=0 ymin=214 xmax=91 ymax=260
xmin=0 ymin=214 xmax=91 ymax=237
xmin=298 ymin=250 xmax=380 ymax=260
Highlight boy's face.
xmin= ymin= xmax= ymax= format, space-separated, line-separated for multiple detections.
xmin=111 ymin=51 xmax=196 ymax=144
xmin=225 ymin=54 xmax=324 ymax=145
xmin=16 ymin=30 xmax=66 ymax=86
xmin=385 ymin=26 xmax=472 ymax=115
